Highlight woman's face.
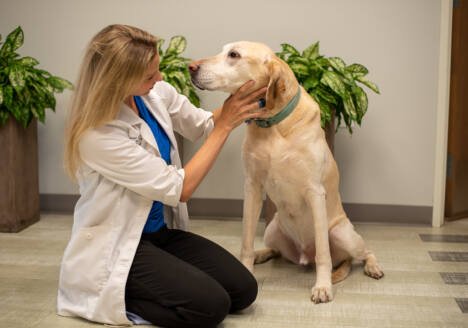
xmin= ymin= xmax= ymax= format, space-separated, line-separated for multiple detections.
xmin=132 ymin=54 xmax=162 ymax=95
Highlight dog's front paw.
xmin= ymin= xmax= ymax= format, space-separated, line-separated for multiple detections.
xmin=240 ymin=254 xmax=255 ymax=273
xmin=364 ymin=261 xmax=384 ymax=279
xmin=311 ymin=285 xmax=333 ymax=304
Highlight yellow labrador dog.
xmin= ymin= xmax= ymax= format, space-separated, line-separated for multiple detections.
xmin=189 ymin=41 xmax=384 ymax=303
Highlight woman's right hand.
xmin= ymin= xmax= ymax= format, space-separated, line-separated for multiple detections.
xmin=215 ymin=81 xmax=268 ymax=132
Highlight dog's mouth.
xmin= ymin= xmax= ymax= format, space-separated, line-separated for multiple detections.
xmin=190 ymin=77 xmax=206 ymax=91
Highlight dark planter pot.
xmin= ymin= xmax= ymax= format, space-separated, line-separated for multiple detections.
xmin=0 ymin=117 xmax=40 ymax=232
xmin=263 ymin=112 xmax=335 ymax=224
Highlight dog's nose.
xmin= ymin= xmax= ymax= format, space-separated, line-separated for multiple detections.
xmin=188 ymin=61 xmax=200 ymax=74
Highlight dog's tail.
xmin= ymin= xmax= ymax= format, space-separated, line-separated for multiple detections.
xmin=332 ymin=259 xmax=352 ymax=284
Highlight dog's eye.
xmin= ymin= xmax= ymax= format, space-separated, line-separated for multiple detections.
xmin=229 ymin=51 xmax=240 ymax=59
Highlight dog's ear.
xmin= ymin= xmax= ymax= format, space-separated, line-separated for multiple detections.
xmin=265 ymin=59 xmax=286 ymax=109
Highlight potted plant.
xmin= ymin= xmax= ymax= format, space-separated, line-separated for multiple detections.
xmin=158 ymin=35 xmax=200 ymax=156
xmin=158 ymin=35 xmax=200 ymax=107
xmin=263 ymin=42 xmax=380 ymax=222
xmin=0 ymin=26 xmax=73 ymax=232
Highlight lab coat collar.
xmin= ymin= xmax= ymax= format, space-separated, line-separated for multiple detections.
xmin=117 ymin=99 xmax=178 ymax=155
xmin=141 ymin=95 xmax=178 ymax=152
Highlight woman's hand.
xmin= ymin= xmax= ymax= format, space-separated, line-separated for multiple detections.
xmin=179 ymin=81 xmax=267 ymax=202
xmin=215 ymin=81 xmax=268 ymax=132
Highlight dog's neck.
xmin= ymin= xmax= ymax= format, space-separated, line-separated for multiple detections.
xmin=268 ymin=82 xmax=300 ymax=116
xmin=247 ymin=80 xmax=300 ymax=128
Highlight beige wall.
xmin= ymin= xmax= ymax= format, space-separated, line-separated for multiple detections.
xmin=0 ymin=0 xmax=442 ymax=207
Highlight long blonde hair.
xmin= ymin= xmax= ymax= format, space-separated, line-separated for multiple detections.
xmin=64 ymin=24 xmax=158 ymax=182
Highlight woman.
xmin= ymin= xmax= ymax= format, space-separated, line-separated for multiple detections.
xmin=59 ymin=24 xmax=267 ymax=328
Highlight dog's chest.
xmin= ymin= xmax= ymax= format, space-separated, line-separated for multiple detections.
xmin=243 ymin=135 xmax=312 ymax=199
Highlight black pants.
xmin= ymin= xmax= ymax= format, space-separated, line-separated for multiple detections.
xmin=125 ymin=225 xmax=258 ymax=328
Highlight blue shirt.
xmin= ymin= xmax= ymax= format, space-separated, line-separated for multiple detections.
xmin=134 ymin=96 xmax=171 ymax=233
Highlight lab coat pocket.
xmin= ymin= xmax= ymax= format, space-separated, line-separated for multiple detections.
xmin=64 ymin=225 xmax=112 ymax=294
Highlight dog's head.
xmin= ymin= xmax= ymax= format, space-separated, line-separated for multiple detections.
xmin=189 ymin=41 xmax=297 ymax=110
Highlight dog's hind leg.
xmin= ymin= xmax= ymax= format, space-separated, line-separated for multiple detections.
xmin=254 ymin=248 xmax=280 ymax=264
xmin=330 ymin=220 xmax=384 ymax=279
xmin=256 ymin=213 xmax=300 ymax=264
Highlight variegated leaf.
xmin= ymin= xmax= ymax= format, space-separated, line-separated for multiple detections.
xmin=316 ymin=57 xmax=330 ymax=70
xmin=18 ymin=56 xmax=39 ymax=66
xmin=3 ymin=86 xmax=13 ymax=108
xmin=303 ymin=76 xmax=319 ymax=91
xmin=166 ymin=36 xmax=186 ymax=55
xmin=9 ymin=64 xmax=25 ymax=89
xmin=356 ymin=76 xmax=380 ymax=94
xmin=0 ymin=26 xmax=23 ymax=55
xmin=303 ymin=42 xmax=319 ymax=60
xmin=343 ymin=92 xmax=357 ymax=120
xmin=47 ymin=77 xmax=73 ymax=90
xmin=280 ymin=43 xmax=299 ymax=56
xmin=316 ymin=86 xmax=338 ymax=105
xmin=321 ymin=71 xmax=346 ymax=98
xmin=289 ymin=62 xmax=309 ymax=76
xmin=346 ymin=63 xmax=368 ymax=77
xmin=157 ymin=38 xmax=165 ymax=55
xmin=328 ymin=57 xmax=346 ymax=74
xmin=352 ymin=85 xmax=368 ymax=122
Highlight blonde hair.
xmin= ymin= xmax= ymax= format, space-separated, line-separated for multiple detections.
xmin=64 ymin=24 xmax=158 ymax=182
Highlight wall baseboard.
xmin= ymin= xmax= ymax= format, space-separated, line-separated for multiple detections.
xmin=40 ymin=194 xmax=432 ymax=225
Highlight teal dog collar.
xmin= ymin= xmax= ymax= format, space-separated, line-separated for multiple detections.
xmin=247 ymin=87 xmax=301 ymax=128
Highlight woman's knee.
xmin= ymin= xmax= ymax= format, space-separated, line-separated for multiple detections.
xmin=230 ymin=268 xmax=258 ymax=312
xmin=193 ymin=287 xmax=231 ymax=327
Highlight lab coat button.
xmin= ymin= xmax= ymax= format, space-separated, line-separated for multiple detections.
xmin=86 ymin=233 xmax=92 ymax=240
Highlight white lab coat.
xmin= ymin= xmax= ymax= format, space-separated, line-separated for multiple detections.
xmin=57 ymin=81 xmax=214 ymax=326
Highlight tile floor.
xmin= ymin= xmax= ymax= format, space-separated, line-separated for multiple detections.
xmin=1 ymin=214 xmax=468 ymax=328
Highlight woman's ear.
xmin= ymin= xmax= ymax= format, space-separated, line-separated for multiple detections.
xmin=265 ymin=59 xmax=285 ymax=109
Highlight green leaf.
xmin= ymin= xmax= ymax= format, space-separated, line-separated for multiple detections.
xmin=166 ymin=36 xmax=187 ymax=55
xmin=157 ymin=38 xmax=165 ymax=55
xmin=47 ymin=76 xmax=73 ymax=91
xmin=356 ymin=76 xmax=380 ymax=94
xmin=18 ymin=56 xmax=39 ymax=67
xmin=289 ymin=62 xmax=309 ymax=76
xmin=328 ymin=57 xmax=346 ymax=75
xmin=303 ymin=42 xmax=319 ymax=60
xmin=316 ymin=57 xmax=330 ymax=69
xmin=343 ymin=90 xmax=357 ymax=121
xmin=9 ymin=64 xmax=26 ymax=90
xmin=275 ymin=51 xmax=287 ymax=60
xmin=352 ymin=85 xmax=368 ymax=119
xmin=36 ymin=69 xmax=52 ymax=78
xmin=169 ymin=70 xmax=188 ymax=83
xmin=320 ymin=71 xmax=346 ymax=98
xmin=189 ymin=89 xmax=200 ymax=107
xmin=0 ymin=26 xmax=23 ymax=55
xmin=316 ymin=86 xmax=338 ymax=105
xmin=0 ymin=87 xmax=3 ymax=105
xmin=288 ymin=56 xmax=309 ymax=66
xmin=310 ymin=91 xmax=331 ymax=128
xmin=36 ymin=105 xmax=46 ymax=122
xmin=162 ymin=57 xmax=189 ymax=70
xmin=168 ymin=71 xmax=190 ymax=95
xmin=303 ymin=76 xmax=319 ymax=91
xmin=346 ymin=63 xmax=368 ymax=77
xmin=280 ymin=43 xmax=299 ymax=56
xmin=3 ymin=85 xmax=13 ymax=108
